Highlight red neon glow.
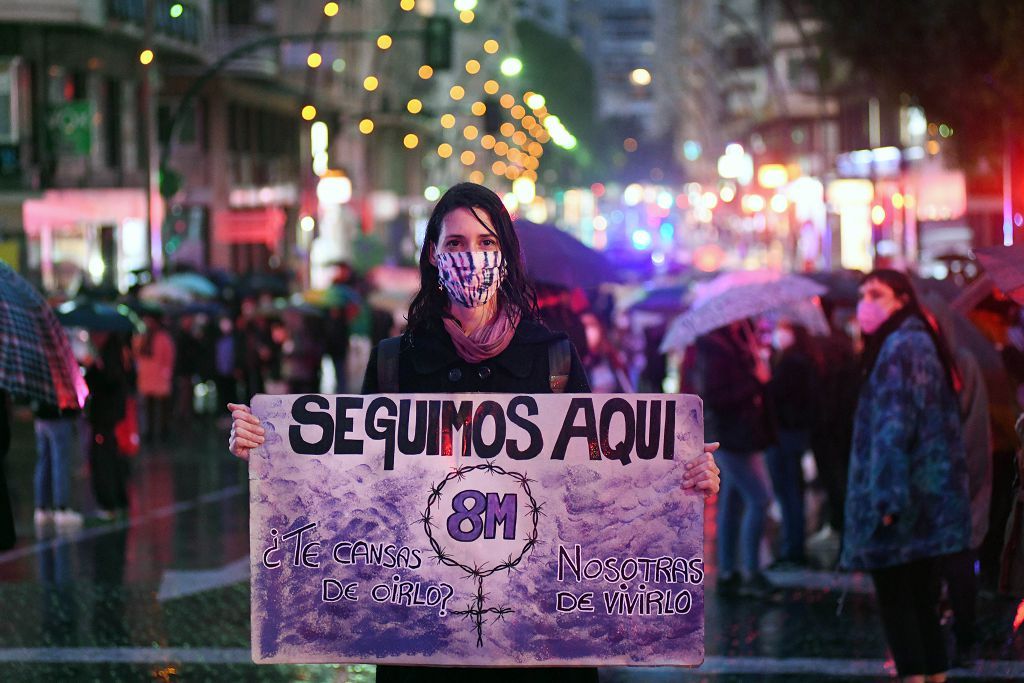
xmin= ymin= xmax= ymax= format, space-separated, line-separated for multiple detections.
xmin=1014 ymin=598 xmax=1024 ymax=631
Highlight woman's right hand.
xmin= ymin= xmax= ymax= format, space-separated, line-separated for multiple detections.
xmin=228 ymin=403 xmax=264 ymax=460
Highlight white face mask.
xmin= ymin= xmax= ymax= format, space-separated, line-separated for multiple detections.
xmin=436 ymin=250 xmax=505 ymax=308
xmin=771 ymin=328 xmax=795 ymax=351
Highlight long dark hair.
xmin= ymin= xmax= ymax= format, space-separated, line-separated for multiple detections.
xmin=859 ymin=269 xmax=961 ymax=393
xmin=406 ymin=182 xmax=538 ymax=333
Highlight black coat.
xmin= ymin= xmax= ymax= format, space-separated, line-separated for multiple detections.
xmin=361 ymin=319 xmax=591 ymax=394
xmin=694 ymin=329 xmax=772 ymax=454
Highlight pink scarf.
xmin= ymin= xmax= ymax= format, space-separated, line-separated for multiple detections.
xmin=443 ymin=310 xmax=520 ymax=363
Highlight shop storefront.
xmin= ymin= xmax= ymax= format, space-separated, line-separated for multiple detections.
xmin=22 ymin=188 xmax=160 ymax=294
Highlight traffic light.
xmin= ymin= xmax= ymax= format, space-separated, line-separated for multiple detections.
xmin=424 ymin=17 xmax=452 ymax=70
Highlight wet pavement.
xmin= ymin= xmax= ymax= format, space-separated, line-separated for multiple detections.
xmin=1 ymin=407 xmax=1023 ymax=682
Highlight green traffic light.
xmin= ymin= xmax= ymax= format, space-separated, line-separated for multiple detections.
xmin=170 ymin=3 xmax=184 ymax=18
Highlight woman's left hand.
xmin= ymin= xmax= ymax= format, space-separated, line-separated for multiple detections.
xmin=683 ymin=442 xmax=721 ymax=498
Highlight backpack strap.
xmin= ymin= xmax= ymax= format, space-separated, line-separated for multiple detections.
xmin=376 ymin=336 xmax=402 ymax=393
xmin=548 ymin=338 xmax=571 ymax=393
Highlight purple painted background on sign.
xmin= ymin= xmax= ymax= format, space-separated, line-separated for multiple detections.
xmin=250 ymin=393 xmax=704 ymax=666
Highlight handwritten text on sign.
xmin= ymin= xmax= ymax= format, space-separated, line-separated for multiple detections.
xmin=250 ymin=393 xmax=705 ymax=666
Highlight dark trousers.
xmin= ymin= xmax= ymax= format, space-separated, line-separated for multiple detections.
xmin=90 ymin=427 xmax=129 ymax=512
xmin=810 ymin=432 xmax=849 ymax=532
xmin=330 ymin=353 xmax=348 ymax=394
xmin=142 ymin=395 xmax=171 ymax=442
xmin=215 ymin=375 xmax=237 ymax=407
xmin=871 ymin=556 xmax=949 ymax=677
xmin=766 ymin=428 xmax=809 ymax=562
xmin=940 ymin=548 xmax=977 ymax=655
xmin=0 ymin=401 xmax=14 ymax=550
xmin=0 ymin=450 xmax=14 ymax=550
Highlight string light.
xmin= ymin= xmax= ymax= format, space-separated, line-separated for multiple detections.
xmin=483 ymin=40 xmax=499 ymax=54
xmin=407 ymin=98 xmax=423 ymax=114
xmin=403 ymin=134 xmax=420 ymax=149
xmin=465 ymin=59 xmax=481 ymax=75
xmin=363 ymin=76 xmax=379 ymax=91
xmin=459 ymin=10 xmax=475 ymax=23
xmin=510 ymin=105 xmax=525 ymax=120
xmin=301 ymin=105 xmax=317 ymax=120
xmin=377 ymin=35 xmax=393 ymax=50
xmin=449 ymin=85 xmax=465 ymax=100
xmin=400 ymin=0 xmax=415 ymax=10
xmin=499 ymin=93 xmax=515 ymax=108
xmin=438 ymin=143 xmax=453 ymax=158
xmin=521 ymin=115 xmax=536 ymax=129
xmin=440 ymin=114 xmax=456 ymax=128
xmin=499 ymin=122 xmax=515 ymax=137
xmin=471 ymin=101 xmax=486 ymax=116
xmin=480 ymin=135 xmax=496 ymax=149
xmin=483 ymin=80 xmax=499 ymax=95
xmin=324 ymin=2 xmax=339 ymax=17
xmin=492 ymin=160 xmax=507 ymax=175
xmin=460 ymin=150 xmax=476 ymax=165
xmin=512 ymin=131 xmax=527 ymax=146
xmin=469 ymin=170 xmax=484 ymax=184
xmin=526 ymin=93 xmax=546 ymax=109
xmin=494 ymin=141 xmax=509 ymax=155
xmin=419 ymin=65 xmax=434 ymax=79
xmin=139 ymin=49 xmax=154 ymax=65
xmin=358 ymin=118 xmax=374 ymax=134
xmin=307 ymin=52 xmax=322 ymax=68
xmin=463 ymin=125 xmax=479 ymax=140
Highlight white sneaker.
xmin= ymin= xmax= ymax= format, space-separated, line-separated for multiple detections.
xmin=54 ymin=509 xmax=84 ymax=529
xmin=34 ymin=508 xmax=54 ymax=527
xmin=808 ymin=524 xmax=836 ymax=545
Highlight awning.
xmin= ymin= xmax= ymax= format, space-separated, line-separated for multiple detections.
xmin=22 ymin=188 xmax=161 ymax=236
xmin=213 ymin=207 xmax=286 ymax=247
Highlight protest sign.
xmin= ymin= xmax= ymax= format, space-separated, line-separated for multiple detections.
xmin=250 ymin=392 xmax=705 ymax=666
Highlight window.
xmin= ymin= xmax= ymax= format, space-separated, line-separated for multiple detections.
xmin=0 ymin=61 xmax=16 ymax=142
xmin=105 ymin=78 xmax=121 ymax=167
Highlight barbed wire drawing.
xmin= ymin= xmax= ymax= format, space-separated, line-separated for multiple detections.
xmin=421 ymin=462 xmax=543 ymax=646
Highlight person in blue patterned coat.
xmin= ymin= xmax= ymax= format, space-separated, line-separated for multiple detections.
xmin=842 ymin=269 xmax=970 ymax=682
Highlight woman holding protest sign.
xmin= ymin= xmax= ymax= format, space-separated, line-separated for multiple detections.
xmin=229 ymin=183 xmax=720 ymax=681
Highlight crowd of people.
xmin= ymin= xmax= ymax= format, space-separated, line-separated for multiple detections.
xmin=5 ymin=179 xmax=1023 ymax=682
xmin=29 ymin=265 xmax=399 ymax=534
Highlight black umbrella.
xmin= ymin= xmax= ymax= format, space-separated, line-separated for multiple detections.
xmin=56 ymin=300 xmax=144 ymax=334
xmin=513 ymin=219 xmax=624 ymax=289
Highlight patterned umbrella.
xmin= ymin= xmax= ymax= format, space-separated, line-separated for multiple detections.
xmin=660 ymin=270 xmax=826 ymax=353
xmin=0 ymin=260 xmax=88 ymax=409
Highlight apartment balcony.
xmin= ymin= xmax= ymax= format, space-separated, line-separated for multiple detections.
xmin=208 ymin=25 xmax=280 ymax=80
xmin=0 ymin=0 xmax=104 ymax=26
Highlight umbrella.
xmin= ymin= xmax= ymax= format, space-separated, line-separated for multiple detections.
xmin=627 ymin=283 xmax=690 ymax=314
xmin=0 ymin=260 xmax=88 ymax=410
xmin=56 ymin=300 xmax=144 ymax=334
xmin=164 ymin=272 xmax=218 ymax=298
xmin=975 ymin=242 xmax=1024 ymax=305
xmin=921 ymin=290 xmax=1020 ymax=444
xmin=513 ymin=219 xmax=624 ymax=289
xmin=139 ymin=280 xmax=194 ymax=304
xmin=660 ymin=270 xmax=826 ymax=353
xmin=804 ymin=270 xmax=862 ymax=305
